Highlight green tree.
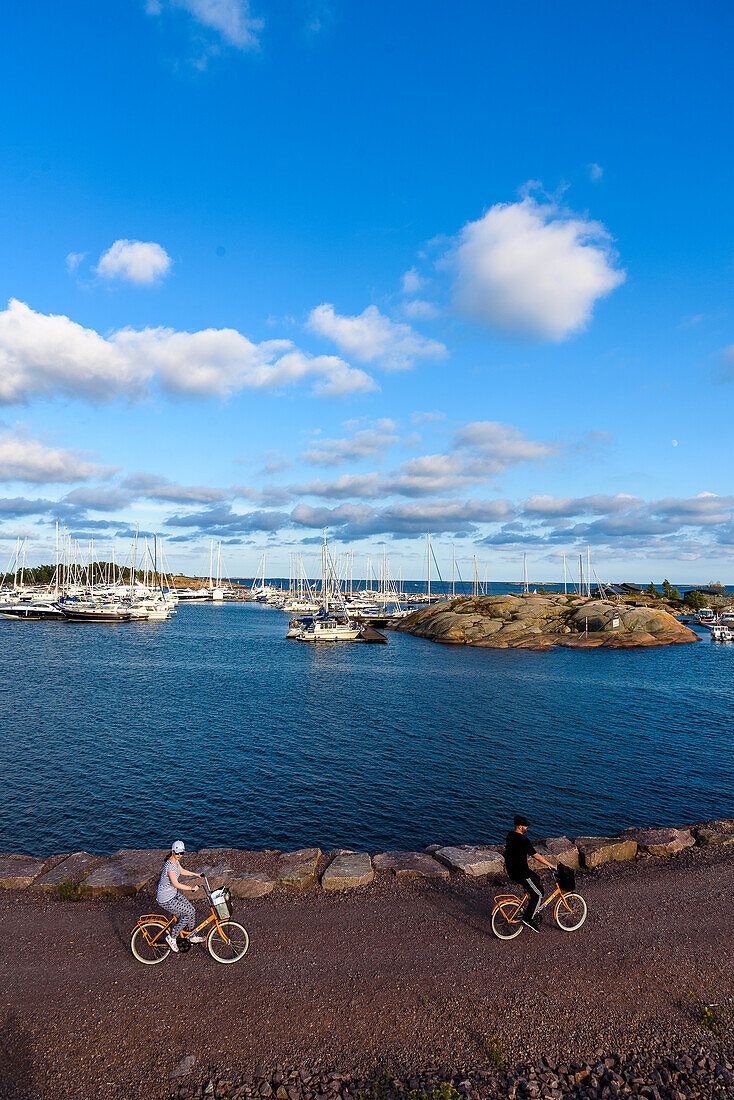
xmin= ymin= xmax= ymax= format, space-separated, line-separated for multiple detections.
xmin=684 ymin=589 xmax=707 ymax=610
xmin=661 ymin=579 xmax=673 ymax=599
xmin=646 ymin=581 xmax=659 ymax=599
xmin=671 ymin=587 xmax=681 ymax=601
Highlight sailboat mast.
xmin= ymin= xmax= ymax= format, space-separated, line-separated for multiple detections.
xmin=427 ymin=531 xmax=431 ymax=601
xmin=322 ymin=532 xmax=329 ymax=614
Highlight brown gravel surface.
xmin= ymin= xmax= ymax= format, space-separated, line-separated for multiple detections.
xmin=1 ymin=845 xmax=732 ymax=1100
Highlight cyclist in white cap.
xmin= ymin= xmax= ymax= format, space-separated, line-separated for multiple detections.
xmin=156 ymin=841 xmax=203 ymax=953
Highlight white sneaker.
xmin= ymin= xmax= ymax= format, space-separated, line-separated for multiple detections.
xmin=188 ymin=934 xmax=205 ymax=944
xmin=165 ymin=933 xmax=179 ymax=953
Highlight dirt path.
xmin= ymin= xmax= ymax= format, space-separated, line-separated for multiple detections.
xmin=1 ymin=846 xmax=732 ymax=1100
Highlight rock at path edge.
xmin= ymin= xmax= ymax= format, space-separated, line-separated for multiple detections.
xmin=0 ymin=854 xmax=46 ymax=889
xmin=530 ymin=836 xmax=579 ymax=872
xmin=321 ymin=851 xmax=374 ymax=891
xmin=229 ymin=872 xmax=275 ymax=898
xmin=575 ymin=836 xmax=638 ymax=868
xmin=372 ymin=851 xmax=450 ymax=880
xmin=434 ymin=846 xmax=505 ymax=877
xmin=277 ymin=848 xmax=321 ymax=890
xmin=30 ymin=851 xmax=102 ymax=891
xmin=82 ymin=848 xmax=169 ymax=897
xmin=692 ymin=819 xmax=734 ymax=846
xmin=620 ymin=826 xmax=695 ymax=856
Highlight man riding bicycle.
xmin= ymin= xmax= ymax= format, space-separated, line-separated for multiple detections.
xmin=504 ymin=815 xmax=557 ymax=932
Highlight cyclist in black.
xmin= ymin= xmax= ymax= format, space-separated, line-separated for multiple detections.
xmin=504 ymin=815 xmax=556 ymax=932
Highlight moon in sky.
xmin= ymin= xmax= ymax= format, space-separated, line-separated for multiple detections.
xmin=672 ymin=439 xmax=678 ymax=446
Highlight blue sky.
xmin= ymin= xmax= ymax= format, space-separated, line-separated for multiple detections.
xmin=1 ymin=0 xmax=733 ymax=581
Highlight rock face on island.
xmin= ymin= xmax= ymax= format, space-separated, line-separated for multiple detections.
xmin=393 ymin=593 xmax=699 ymax=651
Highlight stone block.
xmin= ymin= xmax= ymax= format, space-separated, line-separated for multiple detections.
xmin=229 ymin=873 xmax=275 ymax=898
xmin=82 ymin=848 xmax=168 ymax=897
xmin=30 ymin=851 xmax=102 ymax=891
xmin=529 ymin=836 xmax=579 ymax=872
xmin=434 ymin=846 xmax=504 ymax=877
xmin=277 ymin=848 xmax=321 ymax=890
xmin=372 ymin=851 xmax=450 ymax=880
xmin=321 ymin=851 xmax=374 ymax=891
xmin=692 ymin=819 xmax=734 ymax=846
xmin=575 ymin=836 xmax=638 ymax=868
xmin=0 ymin=854 xmax=46 ymax=889
xmin=620 ymin=827 xmax=695 ymax=856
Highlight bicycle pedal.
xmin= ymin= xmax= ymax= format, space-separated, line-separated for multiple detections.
xmin=178 ymin=938 xmax=191 ymax=953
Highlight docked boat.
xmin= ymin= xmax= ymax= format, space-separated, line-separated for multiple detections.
xmin=710 ymin=622 xmax=733 ymax=642
xmin=295 ymin=616 xmax=361 ymax=642
xmin=0 ymin=601 xmax=67 ymax=621
xmin=58 ymin=599 xmax=132 ymax=622
xmin=290 ymin=535 xmax=360 ymax=642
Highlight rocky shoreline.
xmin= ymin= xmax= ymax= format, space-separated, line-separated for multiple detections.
xmin=2 ymin=819 xmax=732 ymax=899
xmin=391 ymin=594 xmax=699 ymax=650
xmin=170 ymin=1044 xmax=734 ymax=1100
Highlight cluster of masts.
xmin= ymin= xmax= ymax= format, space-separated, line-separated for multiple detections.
xmin=0 ymin=527 xmax=179 ymax=622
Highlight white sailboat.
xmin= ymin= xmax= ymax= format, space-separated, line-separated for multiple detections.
xmin=292 ymin=535 xmax=360 ymax=642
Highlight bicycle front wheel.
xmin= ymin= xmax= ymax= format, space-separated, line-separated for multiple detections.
xmin=491 ymin=900 xmax=524 ymax=940
xmin=131 ymin=920 xmax=171 ymax=964
xmin=207 ymin=920 xmax=250 ymax=963
xmin=554 ymin=892 xmax=587 ymax=931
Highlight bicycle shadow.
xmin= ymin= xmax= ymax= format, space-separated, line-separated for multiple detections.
xmin=420 ymin=877 xmax=508 ymax=937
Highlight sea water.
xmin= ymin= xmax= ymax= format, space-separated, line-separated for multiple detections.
xmin=0 ymin=601 xmax=731 ymax=855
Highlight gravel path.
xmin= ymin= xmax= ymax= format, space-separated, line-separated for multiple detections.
xmin=1 ymin=845 xmax=732 ymax=1100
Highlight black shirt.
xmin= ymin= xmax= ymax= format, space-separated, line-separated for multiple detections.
xmin=504 ymin=830 xmax=536 ymax=881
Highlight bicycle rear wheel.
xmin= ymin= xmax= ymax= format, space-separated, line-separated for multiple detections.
xmin=554 ymin=892 xmax=587 ymax=931
xmin=207 ymin=920 xmax=250 ymax=963
xmin=491 ymin=900 xmax=524 ymax=940
xmin=131 ymin=920 xmax=171 ymax=964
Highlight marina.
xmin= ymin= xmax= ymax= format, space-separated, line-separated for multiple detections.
xmin=0 ymin=598 xmax=731 ymax=858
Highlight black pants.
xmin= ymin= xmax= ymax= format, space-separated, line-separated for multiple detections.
xmin=513 ymin=871 xmax=543 ymax=920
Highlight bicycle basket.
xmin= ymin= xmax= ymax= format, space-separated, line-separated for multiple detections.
xmin=211 ymin=887 xmax=232 ymax=920
xmin=556 ymin=863 xmax=575 ymax=891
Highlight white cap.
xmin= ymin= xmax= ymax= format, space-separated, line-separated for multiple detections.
xmin=172 ymin=840 xmax=185 ymax=854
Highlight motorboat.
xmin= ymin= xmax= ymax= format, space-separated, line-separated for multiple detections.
xmin=58 ymin=598 xmax=132 ymax=622
xmin=0 ymin=601 xmax=67 ymax=621
xmin=294 ymin=616 xmax=361 ymax=642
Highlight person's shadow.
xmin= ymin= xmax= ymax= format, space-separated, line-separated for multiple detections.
xmin=420 ymin=876 xmax=506 ymax=936
xmin=0 ymin=1012 xmax=34 ymax=1100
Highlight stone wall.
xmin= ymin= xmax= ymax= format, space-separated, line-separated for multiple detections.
xmin=1 ymin=819 xmax=731 ymax=897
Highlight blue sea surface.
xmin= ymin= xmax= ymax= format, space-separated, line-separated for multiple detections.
xmin=1 ymin=601 xmax=732 ymax=855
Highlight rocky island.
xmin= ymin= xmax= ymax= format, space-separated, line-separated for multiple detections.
xmin=392 ymin=593 xmax=699 ymax=650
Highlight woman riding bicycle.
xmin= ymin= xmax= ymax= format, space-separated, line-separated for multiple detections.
xmin=156 ymin=841 xmax=203 ymax=953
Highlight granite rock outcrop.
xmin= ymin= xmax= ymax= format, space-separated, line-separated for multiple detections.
xmin=393 ymin=593 xmax=698 ymax=650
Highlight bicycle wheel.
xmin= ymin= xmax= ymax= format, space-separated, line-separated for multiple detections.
xmin=554 ymin=892 xmax=587 ymax=931
xmin=207 ymin=920 xmax=250 ymax=963
xmin=131 ymin=920 xmax=171 ymax=964
xmin=491 ymin=900 xmax=524 ymax=940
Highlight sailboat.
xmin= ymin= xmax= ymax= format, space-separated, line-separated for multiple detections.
xmin=292 ymin=535 xmax=360 ymax=642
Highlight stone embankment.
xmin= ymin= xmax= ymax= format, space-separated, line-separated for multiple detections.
xmin=392 ymin=594 xmax=699 ymax=650
xmin=172 ymin=1046 xmax=734 ymax=1100
xmin=2 ymin=819 xmax=731 ymax=899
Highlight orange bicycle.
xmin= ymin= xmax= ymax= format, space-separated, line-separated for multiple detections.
xmin=491 ymin=866 xmax=587 ymax=939
xmin=130 ymin=875 xmax=250 ymax=964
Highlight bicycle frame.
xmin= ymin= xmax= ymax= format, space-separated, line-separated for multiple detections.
xmin=131 ymin=875 xmax=234 ymax=947
xmin=494 ymin=882 xmax=576 ymax=921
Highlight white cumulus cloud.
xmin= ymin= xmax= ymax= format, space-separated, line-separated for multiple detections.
xmin=307 ymin=303 xmax=446 ymax=371
xmin=0 ymin=428 xmax=112 ymax=484
xmin=448 ymin=197 xmax=625 ymax=341
xmin=0 ymin=299 xmax=375 ymax=404
xmin=96 ymin=239 xmax=172 ymax=285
